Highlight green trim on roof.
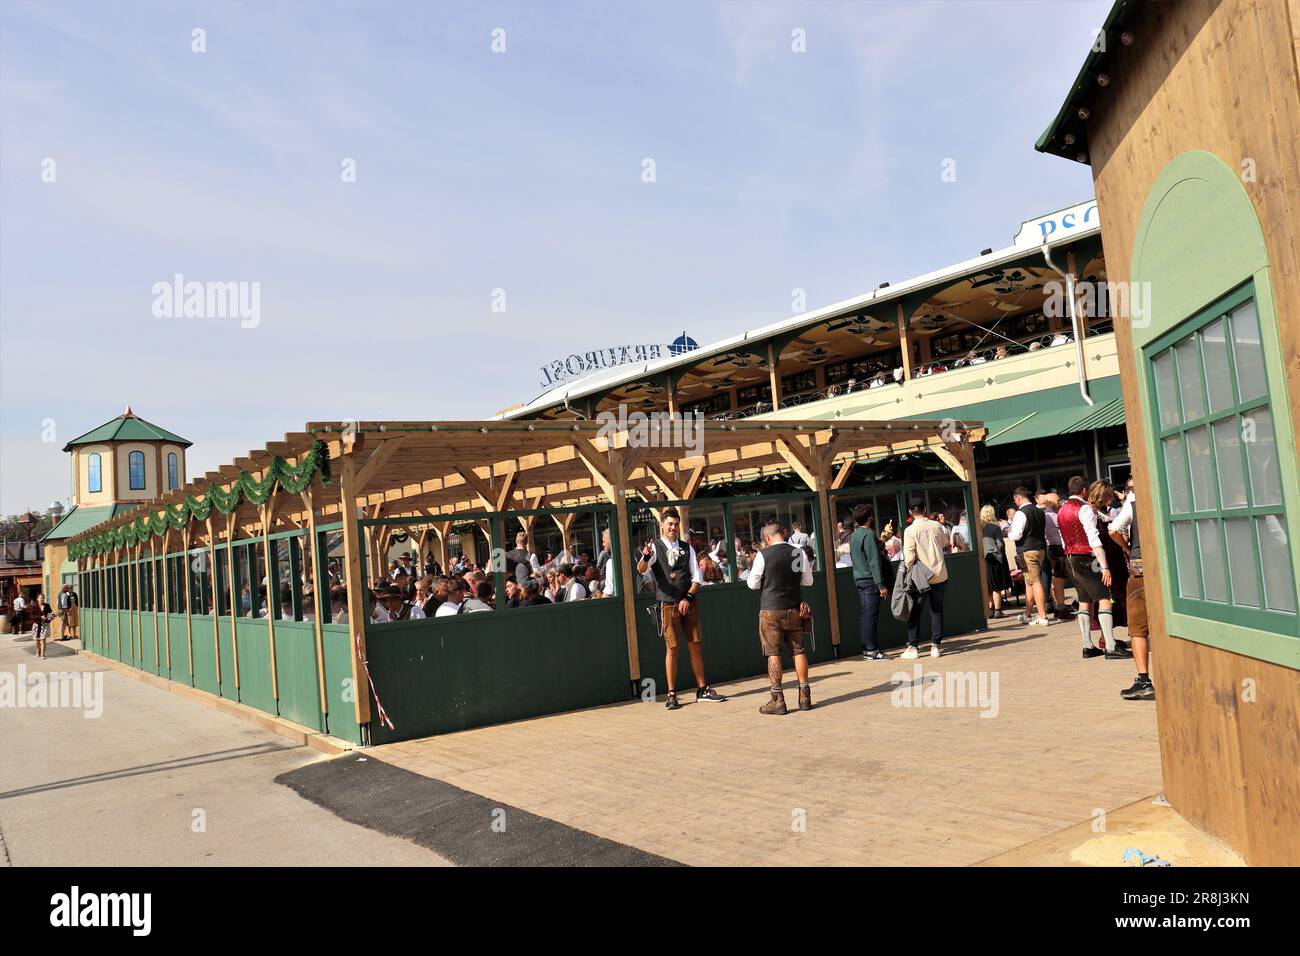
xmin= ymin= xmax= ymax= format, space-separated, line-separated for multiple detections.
xmin=61 ymin=414 xmax=192 ymax=452
xmin=41 ymin=503 xmax=139 ymax=541
xmin=1034 ymin=0 xmax=1139 ymax=164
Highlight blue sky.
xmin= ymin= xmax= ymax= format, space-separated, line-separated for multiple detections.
xmin=0 ymin=0 xmax=1105 ymax=514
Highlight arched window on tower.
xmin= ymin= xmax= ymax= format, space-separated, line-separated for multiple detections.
xmin=168 ymin=452 xmax=179 ymax=490
xmin=88 ymin=453 xmax=102 ymax=493
xmin=129 ymin=450 xmax=146 ymax=490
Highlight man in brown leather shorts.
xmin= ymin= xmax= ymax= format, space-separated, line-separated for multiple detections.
xmin=636 ymin=507 xmax=727 ymax=710
xmin=747 ymin=517 xmax=815 ymax=714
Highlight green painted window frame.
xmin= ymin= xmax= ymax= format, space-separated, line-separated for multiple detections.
xmin=88 ymin=453 xmax=102 ymax=493
xmin=1144 ymin=280 xmax=1298 ymax=637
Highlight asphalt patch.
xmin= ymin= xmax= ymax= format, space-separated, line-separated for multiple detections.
xmin=276 ymin=755 xmax=682 ymax=867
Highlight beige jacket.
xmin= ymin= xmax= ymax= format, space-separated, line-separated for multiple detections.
xmin=903 ymin=516 xmax=949 ymax=585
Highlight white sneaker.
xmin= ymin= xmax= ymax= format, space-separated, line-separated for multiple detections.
xmin=930 ymin=644 xmax=942 ymax=658
xmin=1032 ymin=616 xmax=1054 ymax=626
xmin=900 ymin=645 xmax=920 ymax=660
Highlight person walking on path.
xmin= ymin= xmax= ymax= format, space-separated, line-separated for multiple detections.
xmin=1110 ymin=480 xmax=1153 ymax=699
xmin=902 ymin=499 xmax=949 ymax=659
xmin=849 ymin=503 xmax=891 ymax=660
xmin=747 ymin=518 xmax=815 ymax=714
xmin=31 ymin=593 xmax=53 ymax=659
xmin=1008 ymin=486 xmax=1052 ymax=627
xmin=1058 ymin=476 xmax=1127 ymax=660
xmin=980 ymin=505 xmax=1011 ymax=618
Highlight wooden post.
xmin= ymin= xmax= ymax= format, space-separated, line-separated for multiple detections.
xmin=301 ymin=487 xmax=330 ymax=720
xmin=768 ymin=343 xmax=781 ymax=411
xmin=260 ymin=495 xmax=280 ymax=702
xmin=611 ymin=452 xmax=642 ymax=686
xmin=814 ymin=478 xmax=843 ymax=648
xmin=932 ymin=440 xmax=990 ymax=623
xmin=897 ymin=302 xmax=913 ymax=384
xmin=129 ymin=543 xmax=140 ymax=665
xmin=775 ymin=435 xmax=844 ymax=648
xmin=338 ymin=451 xmax=373 ymax=727
xmin=160 ymin=528 xmax=172 ymax=674
xmin=435 ymin=521 xmax=450 ymax=570
xmin=182 ymin=524 xmax=194 ymax=680
xmin=205 ymin=516 xmax=221 ymax=686
xmin=224 ymin=512 xmax=241 ymax=688
xmin=150 ymin=537 xmax=160 ymax=671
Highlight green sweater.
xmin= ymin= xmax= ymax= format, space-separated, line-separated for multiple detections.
xmin=849 ymin=526 xmax=887 ymax=585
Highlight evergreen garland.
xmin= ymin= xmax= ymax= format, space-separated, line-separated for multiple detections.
xmin=69 ymin=440 xmax=331 ymax=559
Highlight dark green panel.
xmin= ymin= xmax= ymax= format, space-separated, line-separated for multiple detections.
xmin=321 ymin=625 xmax=362 ymax=744
xmin=365 ymin=599 xmax=632 ymax=744
xmin=217 ymin=617 xmax=238 ymax=700
xmin=165 ymin=614 xmax=191 ymax=684
xmin=190 ymin=616 xmax=219 ymax=694
xmin=274 ymin=621 xmax=324 ymax=731
xmin=234 ymin=618 xmax=277 ymax=716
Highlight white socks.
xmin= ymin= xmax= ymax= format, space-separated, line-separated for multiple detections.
xmin=1078 ymin=608 xmax=1095 ymax=649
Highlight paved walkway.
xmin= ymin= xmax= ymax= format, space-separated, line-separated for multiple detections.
xmin=372 ymin=616 xmax=1164 ymax=866
xmin=0 ymin=631 xmax=448 ymax=866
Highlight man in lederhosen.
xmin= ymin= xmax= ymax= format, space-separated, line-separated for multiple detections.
xmin=636 ymin=506 xmax=728 ymax=710
xmin=746 ymin=517 xmax=815 ymax=714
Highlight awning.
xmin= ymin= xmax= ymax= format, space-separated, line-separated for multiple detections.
xmin=983 ymin=398 xmax=1124 ymax=447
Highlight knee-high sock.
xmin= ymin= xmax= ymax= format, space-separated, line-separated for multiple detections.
xmin=1078 ymin=608 xmax=1095 ymax=649
xmin=1098 ymin=608 xmax=1115 ymax=652
xmin=767 ymin=656 xmax=784 ymax=691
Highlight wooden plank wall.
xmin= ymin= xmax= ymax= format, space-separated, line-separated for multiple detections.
xmin=1087 ymin=0 xmax=1300 ymax=864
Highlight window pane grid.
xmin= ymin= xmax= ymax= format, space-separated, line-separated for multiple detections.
xmin=1148 ymin=288 xmax=1296 ymax=624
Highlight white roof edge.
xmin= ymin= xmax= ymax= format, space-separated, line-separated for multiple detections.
xmin=500 ymin=214 xmax=1101 ymax=420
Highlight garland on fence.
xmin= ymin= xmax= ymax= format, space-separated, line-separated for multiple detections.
xmin=68 ymin=440 xmax=331 ymax=560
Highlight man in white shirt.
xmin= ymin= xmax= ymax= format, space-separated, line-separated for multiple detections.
xmin=434 ymin=579 xmax=467 ymax=616
xmin=748 ymin=518 xmax=816 ymax=713
xmin=600 ymin=528 xmax=616 ymax=598
xmin=555 ymin=564 xmax=587 ymax=602
xmin=788 ymin=522 xmax=810 ymax=548
xmin=636 ymin=506 xmax=727 ymax=709
xmin=902 ymin=499 xmax=949 ymax=658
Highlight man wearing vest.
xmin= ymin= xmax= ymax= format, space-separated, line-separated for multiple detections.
xmin=505 ymin=532 xmax=539 ymax=584
xmin=1008 ymin=486 xmax=1052 ymax=627
xmin=746 ymin=517 xmax=816 ymax=714
xmin=1058 ymin=476 xmax=1124 ymax=659
xmin=849 ymin=503 xmax=891 ymax=661
xmin=1110 ymin=478 xmax=1153 ymax=699
xmin=636 ymin=507 xmax=727 ymax=710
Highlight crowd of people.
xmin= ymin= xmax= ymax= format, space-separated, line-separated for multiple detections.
xmin=2 ymin=584 xmax=80 ymax=659
xmin=975 ymin=474 xmax=1152 ymax=700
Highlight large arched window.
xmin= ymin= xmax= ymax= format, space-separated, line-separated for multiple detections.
xmin=167 ymin=453 xmax=179 ymax=490
xmin=1133 ymin=150 xmax=1299 ymax=666
xmin=88 ymin=453 xmax=102 ymax=493
xmin=128 ymin=450 xmax=146 ymax=490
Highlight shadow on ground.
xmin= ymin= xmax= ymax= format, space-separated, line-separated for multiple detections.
xmin=277 ymin=755 xmax=683 ymax=867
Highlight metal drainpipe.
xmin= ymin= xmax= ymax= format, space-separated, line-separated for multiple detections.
xmin=1042 ymin=242 xmax=1095 ymax=407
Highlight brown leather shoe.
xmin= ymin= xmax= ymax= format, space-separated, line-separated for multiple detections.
xmin=759 ymin=691 xmax=788 ymax=715
xmin=798 ymin=685 xmax=813 ymax=711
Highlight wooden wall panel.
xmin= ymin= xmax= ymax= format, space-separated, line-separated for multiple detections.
xmin=1085 ymin=0 xmax=1300 ymax=864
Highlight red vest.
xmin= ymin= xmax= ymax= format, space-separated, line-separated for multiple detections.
xmin=1057 ymin=497 xmax=1092 ymax=555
